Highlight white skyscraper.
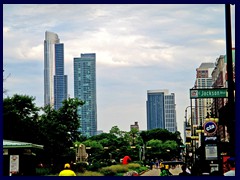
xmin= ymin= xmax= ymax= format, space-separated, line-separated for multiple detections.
xmin=44 ymin=31 xmax=60 ymax=107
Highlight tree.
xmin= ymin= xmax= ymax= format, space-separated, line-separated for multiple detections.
xmin=3 ymin=94 xmax=40 ymax=142
xmin=129 ymin=128 xmax=140 ymax=145
xmin=4 ymin=95 xmax=85 ymax=169
xmin=38 ymin=98 xmax=85 ymax=164
xmin=109 ymin=126 xmax=124 ymax=137
xmin=146 ymin=139 xmax=163 ymax=159
xmin=140 ymin=128 xmax=180 ymax=143
xmin=3 ymin=69 xmax=11 ymax=95
xmin=58 ymin=97 xmax=85 ymax=142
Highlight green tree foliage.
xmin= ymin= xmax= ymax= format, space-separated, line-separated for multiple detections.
xmin=83 ymin=139 xmax=104 ymax=149
xmin=140 ymin=128 xmax=175 ymax=143
xmin=38 ymin=98 xmax=85 ymax=161
xmin=109 ymin=126 xmax=125 ymax=138
xmin=58 ymin=98 xmax=85 ymax=142
xmin=3 ymin=95 xmax=85 ymax=168
xmin=3 ymin=94 xmax=184 ymax=167
xmin=140 ymin=128 xmax=183 ymax=160
xmin=3 ymin=94 xmax=40 ymax=143
xmin=83 ymin=140 xmax=104 ymax=159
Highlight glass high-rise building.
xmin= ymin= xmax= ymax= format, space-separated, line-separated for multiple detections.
xmin=44 ymin=31 xmax=60 ymax=107
xmin=54 ymin=43 xmax=68 ymax=110
xmin=146 ymin=89 xmax=177 ymax=133
xmin=74 ymin=53 xmax=97 ymax=137
xmin=44 ymin=31 xmax=67 ymax=109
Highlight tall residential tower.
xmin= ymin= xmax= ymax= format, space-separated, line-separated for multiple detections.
xmin=146 ymin=89 xmax=177 ymax=133
xmin=74 ymin=53 xmax=97 ymax=137
xmin=44 ymin=31 xmax=67 ymax=109
xmin=54 ymin=43 xmax=68 ymax=110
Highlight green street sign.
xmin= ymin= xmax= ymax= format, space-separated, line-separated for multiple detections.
xmin=190 ymin=88 xmax=228 ymax=99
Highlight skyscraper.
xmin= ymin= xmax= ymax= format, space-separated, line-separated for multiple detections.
xmin=44 ymin=31 xmax=60 ymax=107
xmin=193 ymin=62 xmax=214 ymax=125
xmin=146 ymin=89 xmax=177 ymax=133
xmin=54 ymin=43 xmax=68 ymax=110
xmin=74 ymin=53 xmax=97 ymax=137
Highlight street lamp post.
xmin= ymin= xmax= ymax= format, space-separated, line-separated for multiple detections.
xmin=185 ymin=104 xmax=212 ymax=167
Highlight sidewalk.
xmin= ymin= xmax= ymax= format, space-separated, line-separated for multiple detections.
xmin=140 ymin=168 xmax=160 ymax=176
xmin=140 ymin=165 xmax=182 ymax=176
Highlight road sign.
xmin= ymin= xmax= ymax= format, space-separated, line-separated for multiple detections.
xmin=203 ymin=121 xmax=217 ymax=136
xmin=190 ymin=88 xmax=228 ymax=99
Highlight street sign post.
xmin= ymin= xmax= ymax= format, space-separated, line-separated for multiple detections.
xmin=190 ymin=88 xmax=228 ymax=99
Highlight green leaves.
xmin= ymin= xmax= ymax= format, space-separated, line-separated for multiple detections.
xmin=3 ymin=94 xmax=85 ymax=164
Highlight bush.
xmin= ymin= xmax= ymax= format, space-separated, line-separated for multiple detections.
xmin=36 ymin=168 xmax=51 ymax=176
xmin=99 ymin=166 xmax=116 ymax=176
xmin=127 ymin=163 xmax=141 ymax=169
xmin=100 ymin=164 xmax=128 ymax=176
xmin=77 ymin=170 xmax=104 ymax=176
xmin=87 ymin=161 xmax=109 ymax=171
xmin=135 ymin=166 xmax=149 ymax=174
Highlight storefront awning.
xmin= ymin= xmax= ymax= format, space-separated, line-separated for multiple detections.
xmin=3 ymin=140 xmax=43 ymax=149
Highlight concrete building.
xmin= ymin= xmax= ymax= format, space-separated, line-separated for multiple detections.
xmin=130 ymin=122 xmax=139 ymax=131
xmin=193 ymin=63 xmax=215 ymax=126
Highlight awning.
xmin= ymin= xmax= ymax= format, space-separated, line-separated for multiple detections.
xmin=3 ymin=140 xmax=44 ymax=149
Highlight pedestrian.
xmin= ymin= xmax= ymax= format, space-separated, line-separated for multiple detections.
xmin=224 ymin=157 xmax=235 ymax=176
xmin=59 ymin=163 xmax=76 ymax=176
xmin=155 ymin=158 xmax=159 ymax=169
xmin=178 ymin=164 xmax=191 ymax=176
xmin=149 ymin=159 xmax=154 ymax=169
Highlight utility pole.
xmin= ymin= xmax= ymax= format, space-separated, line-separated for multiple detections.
xmin=225 ymin=4 xmax=235 ymax=156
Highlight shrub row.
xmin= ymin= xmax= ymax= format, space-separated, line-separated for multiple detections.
xmin=99 ymin=163 xmax=147 ymax=176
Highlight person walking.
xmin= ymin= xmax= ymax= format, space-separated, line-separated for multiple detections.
xmin=59 ymin=163 xmax=76 ymax=176
xmin=178 ymin=164 xmax=191 ymax=176
xmin=224 ymin=157 xmax=235 ymax=176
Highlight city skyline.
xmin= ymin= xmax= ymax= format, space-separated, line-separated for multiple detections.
xmin=3 ymin=4 xmax=235 ymax=137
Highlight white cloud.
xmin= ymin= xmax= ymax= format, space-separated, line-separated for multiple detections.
xmin=3 ymin=4 xmax=235 ymax=137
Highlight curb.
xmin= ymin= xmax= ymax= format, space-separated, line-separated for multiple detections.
xmin=139 ymin=169 xmax=151 ymax=175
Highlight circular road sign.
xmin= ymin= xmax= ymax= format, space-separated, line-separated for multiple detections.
xmin=203 ymin=121 xmax=217 ymax=136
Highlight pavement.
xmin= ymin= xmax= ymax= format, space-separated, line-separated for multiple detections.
xmin=140 ymin=168 xmax=160 ymax=176
xmin=140 ymin=165 xmax=182 ymax=176
xmin=169 ymin=165 xmax=182 ymax=175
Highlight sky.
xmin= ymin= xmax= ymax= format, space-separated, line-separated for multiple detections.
xmin=3 ymin=4 xmax=235 ymax=138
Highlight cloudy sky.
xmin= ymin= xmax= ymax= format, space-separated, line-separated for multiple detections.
xmin=3 ymin=4 xmax=235 ymax=137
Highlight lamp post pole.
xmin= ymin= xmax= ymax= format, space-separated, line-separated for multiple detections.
xmin=185 ymin=104 xmax=212 ymax=167
xmin=225 ymin=4 xmax=235 ymax=156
